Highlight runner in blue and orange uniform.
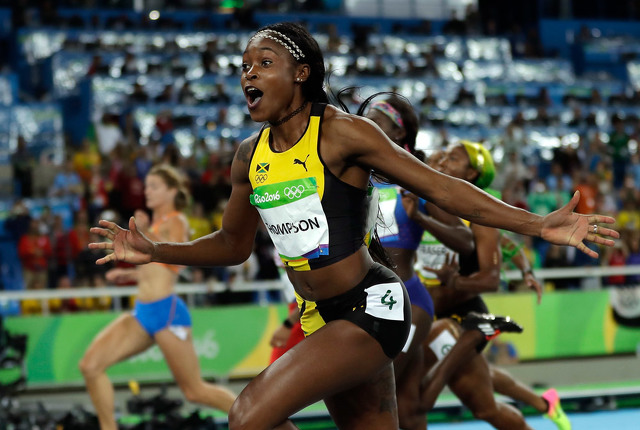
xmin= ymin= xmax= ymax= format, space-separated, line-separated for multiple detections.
xmin=79 ymin=165 xmax=236 ymax=430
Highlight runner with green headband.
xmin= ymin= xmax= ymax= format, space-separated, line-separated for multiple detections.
xmin=417 ymin=143 xmax=571 ymax=430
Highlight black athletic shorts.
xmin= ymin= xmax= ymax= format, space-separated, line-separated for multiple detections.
xmin=435 ymin=295 xmax=491 ymax=352
xmin=435 ymin=295 xmax=489 ymax=321
xmin=298 ymin=263 xmax=412 ymax=359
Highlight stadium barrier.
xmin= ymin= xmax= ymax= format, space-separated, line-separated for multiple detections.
xmin=3 ymin=287 xmax=639 ymax=388
xmin=1 ymin=265 xmax=640 ymax=314
xmin=0 ymin=279 xmax=285 ymax=314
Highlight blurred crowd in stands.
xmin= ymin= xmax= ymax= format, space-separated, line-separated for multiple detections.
xmin=2 ymin=2 xmax=640 ymax=315
xmin=1 ymin=0 xmax=332 ymax=34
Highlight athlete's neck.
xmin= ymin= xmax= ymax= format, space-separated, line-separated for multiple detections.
xmin=269 ymin=100 xmax=308 ymax=128
xmin=269 ymin=104 xmax=312 ymax=152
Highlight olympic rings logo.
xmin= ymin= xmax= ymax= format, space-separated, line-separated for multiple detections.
xmin=255 ymin=174 xmax=268 ymax=183
xmin=284 ymin=185 xmax=305 ymax=199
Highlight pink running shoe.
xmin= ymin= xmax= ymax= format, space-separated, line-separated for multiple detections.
xmin=542 ymin=388 xmax=571 ymax=430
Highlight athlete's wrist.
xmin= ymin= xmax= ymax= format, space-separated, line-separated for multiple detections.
xmin=447 ymin=272 xmax=460 ymax=289
xmin=148 ymin=240 xmax=160 ymax=263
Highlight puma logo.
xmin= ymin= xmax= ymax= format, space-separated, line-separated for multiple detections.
xmin=293 ymin=154 xmax=309 ymax=172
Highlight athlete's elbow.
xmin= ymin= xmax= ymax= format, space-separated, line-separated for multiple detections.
xmin=486 ymin=275 xmax=501 ymax=291
xmin=226 ymin=242 xmax=255 ymax=265
xmin=473 ymin=272 xmax=500 ymax=292
xmin=456 ymin=240 xmax=476 ymax=256
xmin=227 ymin=251 xmax=253 ymax=266
xmin=217 ymin=231 xmax=256 ymax=265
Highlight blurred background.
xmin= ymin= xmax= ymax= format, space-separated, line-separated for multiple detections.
xmin=0 ymin=0 xmax=639 ymax=428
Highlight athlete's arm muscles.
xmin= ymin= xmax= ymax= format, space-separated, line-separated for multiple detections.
xmin=152 ymin=137 xmax=261 ymax=267
xmin=413 ymin=201 xmax=475 ymax=256
xmin=452 ymin=224 xmax=501 ymax=294
xmin=330 ymin=112 xmax=542 ymax=235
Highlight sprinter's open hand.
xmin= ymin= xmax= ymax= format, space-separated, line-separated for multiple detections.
xmin=89 ymin=216 xmax=155 ymax=265
xmin=541 ymin=191 xmax=619 ymax=258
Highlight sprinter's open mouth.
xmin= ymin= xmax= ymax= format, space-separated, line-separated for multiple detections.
xmin=245 ymin=86 xmax=263 ymax=105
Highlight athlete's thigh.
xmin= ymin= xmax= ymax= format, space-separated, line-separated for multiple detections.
xmin=394 ymin=305 xmax=432 ymax=379
xmin=397 ymin=341 xmax=425 ymax=394
xmin=154 ymin=328 xmax=202 ymax=385
xmin=395 ymin=342 xmax=426 ymax=423
xmin=82 ymin=313 xmax=154 ymax=369
xmin=448 ymin=353 xmax=497 ymax=411
xmin=235 ymin=319 xmax=393 ymax=428
xmin=422 ymin=318 xmax=460 ymax=370
xmin=324 ymin=362 xmax=398 ymax=430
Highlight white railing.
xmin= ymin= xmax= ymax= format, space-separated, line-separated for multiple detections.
xmin=0 ymin=279 xmax=286 ymax=315
xmin=2 ymin=265 xmax=640 ymax=315
xmin=502 ymin=264 xmax=640 ymax=286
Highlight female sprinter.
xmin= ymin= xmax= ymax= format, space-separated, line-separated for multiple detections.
xmin=362 ymin=95 xmax=525 ymax=429
xmin=419 ymin=142 xmax=570 ymax=429
xmin=79 ymin=165 xmax=236 ymax=430
xmin=89 ymin=23 xmax=617 ymax=430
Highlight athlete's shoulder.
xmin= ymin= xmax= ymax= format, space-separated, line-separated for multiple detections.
xmin=175 ymin=212 xmax=190 ymax=241
xmin=175 ymin=212 xmax=189 ymax=227
xmin=235 ymin=131 xmax=262 ymax=165
xmin=153 ymin=212 xmax=188 ymax=242
xmin=231 ymin=131 xmax=262 ymax=184
xmin=322 ymin=105 xmax=380 ymax=142
xmin=168 ymin=213 xmax=187 ymax=226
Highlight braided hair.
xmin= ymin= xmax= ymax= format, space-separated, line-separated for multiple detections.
xmin=252 ymin=22 xmax=329 ymax=104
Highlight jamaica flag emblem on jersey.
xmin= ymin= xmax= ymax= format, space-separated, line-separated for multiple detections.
xmin=255 ymin=162 xmax=270 ymax=184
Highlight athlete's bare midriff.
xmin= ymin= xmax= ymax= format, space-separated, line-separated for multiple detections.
xmin=385 ymin=247 xmax=416 ymax=282
xmin=285 ymin=246 xmax=374 ymax=302
xmin=135 ymin=263 xmax=178 ymax=302
xmin=133 ymin=209 xmax=185 ymax=303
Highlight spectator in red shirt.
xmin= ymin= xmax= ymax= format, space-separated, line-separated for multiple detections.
xmin=69 ymin=209 xmax=91 ymax=255
xmin=605 ymin=241 xmax=628 ymax=286
xmin=50 ymin=214 xmax=75 ymax=288
xmin=115 ymin=161 xmax=145 ymax=220
xmin=87 ymin=164 xmax=110 ymax=224
xmin=18 ymin=218 xmax=52 ymax=290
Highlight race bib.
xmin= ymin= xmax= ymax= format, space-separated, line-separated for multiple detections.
xmin=250 ymin=177 xmax=329 ymax=261
xmin=415 ymin=230 xmax=454 ymax=279
xmin=377 ymin=187 xmax=399 ymax=241
xmin=365 ymin=282 xmax=405 ymax=321
xmin=429 ymin=329 xmax=457 ymax=361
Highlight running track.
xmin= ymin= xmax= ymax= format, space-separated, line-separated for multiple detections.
xmin=429 ymin=408 xmax=640 ymax=429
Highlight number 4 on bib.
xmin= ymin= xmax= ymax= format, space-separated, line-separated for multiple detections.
xmin=365 ymin=282 xmax=404 ymax=321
